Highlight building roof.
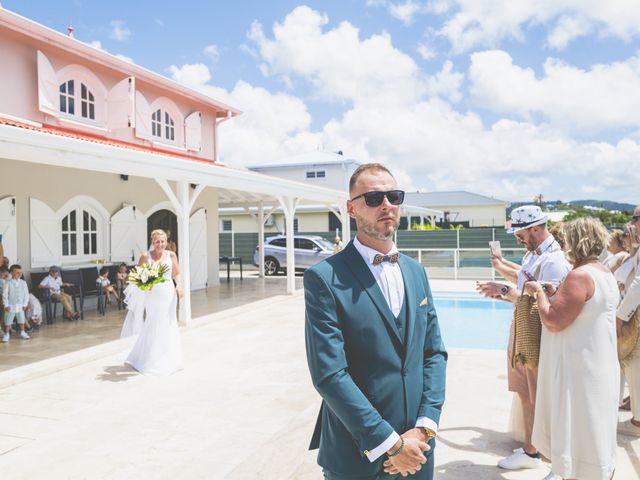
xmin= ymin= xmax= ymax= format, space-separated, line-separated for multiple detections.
xmin=404 ymin=191 xmax=509 ymax=207
xmin=0 ymin=7 xmax=240 ymax=118
xmin=247 ymin=151 xmax=361 ymax=170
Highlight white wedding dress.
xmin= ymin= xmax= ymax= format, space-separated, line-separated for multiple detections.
xmin=120 ymin=251 xmax=182 ymax=375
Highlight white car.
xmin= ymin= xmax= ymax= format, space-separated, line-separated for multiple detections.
xmin=253 ymin=235 xmax=335 ymax=275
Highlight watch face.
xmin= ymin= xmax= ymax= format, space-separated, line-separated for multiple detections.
xmin=500 ymin=286 xmax=509 ymax=295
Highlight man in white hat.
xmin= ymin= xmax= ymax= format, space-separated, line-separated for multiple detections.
xmin=478 ymin=205 xmax=570 ymax=475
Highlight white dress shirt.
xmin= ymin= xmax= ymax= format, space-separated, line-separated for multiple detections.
xmin=39 ymin=275 xmax=63 ymax=294
xmin=352 ymin=237 xmax=438 ymax=461
xmin=517 ymin=235 xmax=570 ymax=290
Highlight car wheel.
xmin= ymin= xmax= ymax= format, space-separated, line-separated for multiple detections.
xmin=264 ymin=257 xmax=280 ymax=276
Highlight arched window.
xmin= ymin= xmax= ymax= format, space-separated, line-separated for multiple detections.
xmin=151 ymin=108 xmax=176 ymax=141
xmin=148 ymin=97 xmax=183 ymax=146
xmin=59 ymin=80 xmax=96 ymax=120
xmin=61 ymin=209 xmax=98 ymax=257
xmin=56 ymin=64 xmax=107 ymax=125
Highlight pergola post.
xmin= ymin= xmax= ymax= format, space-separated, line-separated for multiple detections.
xmin=156 ymin=179 xmax=206 ymax=326
xmin=258 ymin=202 xmax=265 ymax=278
xmin=278 ymin=195 xmax=298 ymax=294
xmin=339 ymin=203 xmax=351 ymax=242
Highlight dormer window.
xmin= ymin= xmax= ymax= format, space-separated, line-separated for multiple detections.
xmin=59 ymin=80 xmax=96 ymax=120
xmin=151 ymin=109 xmax=175 ymax=141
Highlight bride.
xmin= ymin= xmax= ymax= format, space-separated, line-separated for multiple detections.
xmin=120 ymin=229 xmax=183 ymax=375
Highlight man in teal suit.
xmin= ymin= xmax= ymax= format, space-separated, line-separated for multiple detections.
xmin=305 ymin=163 xmax=447 ymax=479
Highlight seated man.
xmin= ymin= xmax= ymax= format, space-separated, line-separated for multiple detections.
xmin=39 ymin=266 xmax=79 ymax=320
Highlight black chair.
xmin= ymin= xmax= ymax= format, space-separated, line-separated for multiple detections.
xmin=62 ymin=269 xmax=84 ymax=319
xmin=79 ymin=266 xmax=106 ymax=316
xmin=30 ymin=271 xmax=80 ymax=323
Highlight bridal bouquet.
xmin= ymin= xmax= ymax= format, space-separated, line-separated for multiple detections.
xmin=127 ymin=263 xmax=169 ymax=291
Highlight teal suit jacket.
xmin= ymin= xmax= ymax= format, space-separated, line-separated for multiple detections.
xmin=304 ymin=241 xmax=447 ymax=476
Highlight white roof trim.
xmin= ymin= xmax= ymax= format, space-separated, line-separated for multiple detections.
xmin=0 ymin=124 xmax=347 ymax=204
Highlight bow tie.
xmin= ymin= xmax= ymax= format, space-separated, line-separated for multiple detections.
xmin=372 ymin=253 xmax=399 ymax=265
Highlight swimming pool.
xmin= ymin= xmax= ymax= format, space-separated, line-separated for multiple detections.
xmin=433 ymin=293 xmax=512 ymax=350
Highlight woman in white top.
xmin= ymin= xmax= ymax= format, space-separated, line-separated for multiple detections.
xmin=602 ymin=229 xmax=626 ymax=271
xmin=121 ymin=229 xmax=183 ymax=375
xmin=525 ymin=218 xmax=619 ymax=480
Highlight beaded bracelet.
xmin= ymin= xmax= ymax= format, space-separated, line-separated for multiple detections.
xmin=387 ymin=437 xmax=404 ymax=457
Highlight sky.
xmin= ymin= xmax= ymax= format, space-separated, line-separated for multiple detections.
xmin=4 ymin=1 xmax=640 ymax=203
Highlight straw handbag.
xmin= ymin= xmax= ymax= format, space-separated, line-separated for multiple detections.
xmin=618 ymin=309 xmax=640 ymax=362
xmin=511 ymin=290 xmax=542 ymax=369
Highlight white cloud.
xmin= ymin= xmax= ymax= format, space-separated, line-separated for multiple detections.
xmin=388 ymin=1 xmax=423 ymax=26
xmin=469 ymin=50 xmax=640 ymax=132
xmin=168 ymin=63 xmax=319 ymax=166
xmin=417 ymin=42 xmax=436 ymax=60
xmin=88 ymin=40 xmax=102 ymax=49
xmin=163 ymin=7 xmax=640 ymax=203
xmin=203 ymin=44 xmax=220 ymax=61
xmin=434 ymin=0 xmax=640 ymax=52
xmin=154 ymin=19 xmax=164 ymax=27
xmin=248 ymin=6 xmax=427 ymax=107
xmin=547 ymin=14 xmax=593 ymax=50
xmin=168 ymin=63 xmax=212 ymax=86
xmin=109 ymin=20 xmax=131 ymax=42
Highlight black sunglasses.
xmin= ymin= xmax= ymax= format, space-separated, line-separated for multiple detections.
xmin=351 ymin=190 xmax=405 ymax=207
xmin=631 ymin=215 xmax=640 ymax=223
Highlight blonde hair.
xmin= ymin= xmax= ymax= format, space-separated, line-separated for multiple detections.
xmin=549 ymin=222 xmax=565 ymax=249
xmin=150 ymin=229 xmax=167 ymax=242
xmin=623 ymin=223 xmax=640 ymax=253
xmin=563 ymin=217 xmax=610 ymax=264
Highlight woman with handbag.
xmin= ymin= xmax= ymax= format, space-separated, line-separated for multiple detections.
xmin=525 ymin=218 xmax=619 ymax=480
xmin=616 ymin=210 xmax=640 ymax=436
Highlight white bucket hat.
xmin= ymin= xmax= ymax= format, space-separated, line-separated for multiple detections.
xmin=506 ymin=205 xmax=548 ymax=234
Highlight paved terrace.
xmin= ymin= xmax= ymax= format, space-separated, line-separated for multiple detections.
xmin=0 ymin=277 xmax=638 ymax=479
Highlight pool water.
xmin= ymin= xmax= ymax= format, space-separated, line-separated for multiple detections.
xmin=433 ymin=293 xmax=512 ymax=350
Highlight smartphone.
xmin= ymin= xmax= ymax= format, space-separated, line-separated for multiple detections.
xmin=489 ymin=240 xmax=502 ymax=258
xmin=522 ymin=270 xmax=536 ymax=281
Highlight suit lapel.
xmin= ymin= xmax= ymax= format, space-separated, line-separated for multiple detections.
xmin=398 ymin=255 xmax=417 ymax=348
xmin=342 ymin=242 xmax=403 ymax=346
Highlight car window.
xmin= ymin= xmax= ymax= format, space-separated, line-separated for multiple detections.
xmin=297 ymin=238 xmax=317 ymax=250
xmin=269 ymin=238 xmax=287 ymax=247
xmin=315 ymin=238 xmax=334 ymax=250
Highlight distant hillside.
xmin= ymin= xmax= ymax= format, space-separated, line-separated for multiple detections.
xmin=568 ymin=200 xmax=635 ymax=212
xmin=508 ymin=199 xmax=635 ymax=213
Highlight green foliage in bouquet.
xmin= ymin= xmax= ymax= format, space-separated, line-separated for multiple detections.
xmin=128 ymin=263 xmax=170 ymax=291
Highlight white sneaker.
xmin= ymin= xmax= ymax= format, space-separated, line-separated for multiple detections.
xmin=498 ymin=448 xmax=542 ymax=470
xmin=542 ymin=471 xmax=562 ymax=480
xmin=20 ymin=331 xmax=30 ymax=340
xmin=2 ymin=333 xmax=9 ymax=343
xmin=618 ymin=419 xmax=640 ymax=436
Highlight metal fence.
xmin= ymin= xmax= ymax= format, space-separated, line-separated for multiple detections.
xmin=219 ymin=228 xmax=526 ymax=278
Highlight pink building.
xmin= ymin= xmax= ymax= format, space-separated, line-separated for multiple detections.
xmin=0 ymin=7 xmax=346 ymax=322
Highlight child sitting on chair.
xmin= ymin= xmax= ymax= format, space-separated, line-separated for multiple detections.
xmin=116 ymin=263 xmax=129 ymax=293
xmin=97 ymin=267 xmax=119 ymax=305
xmin=2 ymin=264 xmax=30 ymax=342
xmin=39 ymin=266 xmax=79 ymax=320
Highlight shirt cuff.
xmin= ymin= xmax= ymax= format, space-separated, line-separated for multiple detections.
xmin=415 ymin=417 xmax=438 ymax=434
xmin=365 ymin=431 xmax=400 ymax=462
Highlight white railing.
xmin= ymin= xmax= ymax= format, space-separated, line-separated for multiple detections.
xmin=398 ymin=247 xmax=527 ymax=280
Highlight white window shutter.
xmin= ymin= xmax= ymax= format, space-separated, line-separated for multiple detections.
xmin=0 ymin=196 xmax=18 ymax=265
xmin=184 ymin=111 xmax=202 ymax=152
xmin=107 ymin=77 xmax=135 ymax=130
xmin=30 ymin=198 xmax=62 ymax=268
xmin=134 ymin=90 xmax=152 ymax=141
xmin=110 ymin=205 xmax=146 ymax=263
xmin=189 ymin=208 xmax=208 ymax=289
xmin=37 ymin=51 xmax=59 ymax=117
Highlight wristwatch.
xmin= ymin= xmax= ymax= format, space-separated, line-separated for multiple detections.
xmin=421 ymin=427 xmax=436 ymax=441
xmin=500 ymin=285 xmax=511 ymax=297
